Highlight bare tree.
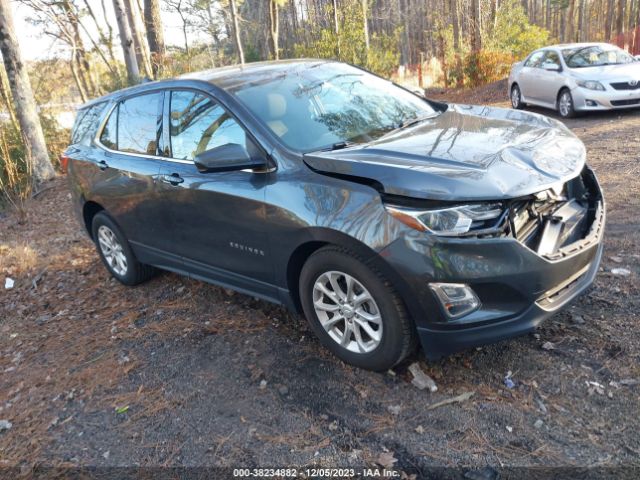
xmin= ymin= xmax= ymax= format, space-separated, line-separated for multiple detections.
xmin=229 ymin=0 xmax=244 ymax=64
xmin=113 ymin=0 xmax=140 ymax=83
xmin=0 ymin=56 xmax=18 ymax=129
xmin=124 ymin=0 xmax=153 ymax=77
xmin=362 ymin=0 xmax=369 ymax=52
xmin=0 ymin=0 xmax=55 ymax=183
xmin=144 ymin=0 xmax=165 ymax=76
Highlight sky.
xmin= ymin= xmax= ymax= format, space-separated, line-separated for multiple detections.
xmin=13 ymin=0 xmax=190 ymax=61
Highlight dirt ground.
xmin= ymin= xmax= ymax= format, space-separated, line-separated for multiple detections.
xmin=1 ymin=92 xmax=639 ymax=478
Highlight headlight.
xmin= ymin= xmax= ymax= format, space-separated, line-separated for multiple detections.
xmin=577 ymin=80 xmax=605 ymax=91
xmin=385 ymin=203 xmax=504 ymax=235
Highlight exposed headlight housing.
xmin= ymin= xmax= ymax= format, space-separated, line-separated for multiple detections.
xmin=577 ymin=80 xmax=605 ymax=91
xmin=385 ymin=202 xmax=504 ymax=236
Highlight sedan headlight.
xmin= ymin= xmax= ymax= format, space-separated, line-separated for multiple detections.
xmin=385 ymin=203 xmax=504 ymax=235
xmin=577 ymin=80 xmax=605 ymax=91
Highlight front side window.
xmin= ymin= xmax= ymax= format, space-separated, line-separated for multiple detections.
xmin=542 ymin=51 xmax=561 ymax=67
xmin=525 ymin=51 xmax=546 ymax=68
xmin=231 ymin=62 xmax=438 ymax=152
xmin=114 ymin=92 xmax=162 ymax=155
xmin=562 ymin=45 xmax=634 ymax=68
xmin=169 ymin=90 xmax=247 ymax=160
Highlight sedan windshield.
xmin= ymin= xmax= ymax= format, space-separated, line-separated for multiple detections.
xmin=231 ymin=62 xmax=438 ymax=152
xmin=562 ymin=45 xmax=635 ymax=68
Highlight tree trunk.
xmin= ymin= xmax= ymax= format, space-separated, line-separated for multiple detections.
xmin=123 ymin=0 xmax=152 ymax=78
xmin=332 ymin=0 xmax=340 ymax=57
xmin=616 ymin=0 xmax=626 ymax=37
xmin=567 ymin=0 xmax=576 ymax=41
xmin=229 ymin=0 xmax=244 ymax=64
xmin=143 ymin=0 xmax=165 ymax=77
xmin=605 ymin=0 xmax=615 ymax=39
xmin=0 ymin=61 xmax=18 ymax=129
xmin=112 ymin=0 xmax=139 ymax=83
xmin=451 ymin=0 xmax=463 ymax=87
xmin=0 ymin=0 xmax=55 ymax=183
xmin=362 ymin=0 xmax=370 ymax=52
xmin=269 ymin=0 xmax=279 ymax=60
xmin=577 ymin=0 xmax=585 ymax=42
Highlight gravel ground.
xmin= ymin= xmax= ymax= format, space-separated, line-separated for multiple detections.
xmin=1 ymin=97 xmax=639 ymax=479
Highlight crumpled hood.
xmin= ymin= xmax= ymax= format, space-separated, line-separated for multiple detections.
xmin=303 ymin=104 xmax=586 ymax=201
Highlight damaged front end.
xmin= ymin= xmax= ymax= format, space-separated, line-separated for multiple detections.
xmin=384 ymin=166 xmax=604 ymax=261
xmin=490 ymin=166 xmax=603 ymax=260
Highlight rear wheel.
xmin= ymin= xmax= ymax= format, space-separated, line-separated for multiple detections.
xmin=511 ymin=84 xmax=524 ymax=109
xmin=91 ymin=212 xmax=155 ymax=285
xmin=299 ymin=246 xmax=416 ymax=371
xmin=557 ymin=89 xmax=576 ymax=118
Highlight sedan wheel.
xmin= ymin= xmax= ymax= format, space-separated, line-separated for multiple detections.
xmin=558 ymin=90 xmax=575 ymax=118
xmin=511 ymin=85 xmax=523 ymax=109
xmin=312 ymin=271 xmax=383 ymax=354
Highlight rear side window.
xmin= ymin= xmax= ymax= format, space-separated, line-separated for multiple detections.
xmin=169 ymin=90 xmax=247 ymax=160
xmin=71 ymin=102 xmax=106 ymax=144
xmin=98 ymin=92 xmax=162 ymax=155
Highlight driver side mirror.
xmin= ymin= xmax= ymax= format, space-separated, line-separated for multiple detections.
xmin=543 ymin=63 xmax=561 ymax=72
xmin=194 ymin=143 xmax=267 ymax=173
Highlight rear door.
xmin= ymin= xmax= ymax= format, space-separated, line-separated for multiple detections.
xmin=92 ymin=91 xmax=182 ymax=270
xmin=156 ymin=89 xmax=278 ymax=301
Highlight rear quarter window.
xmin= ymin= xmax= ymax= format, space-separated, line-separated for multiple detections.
xmin=71 ymin=102 xmax=107 ymax=145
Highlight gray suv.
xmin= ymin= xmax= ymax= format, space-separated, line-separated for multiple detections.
xmin=64 ymin=60 xmax=605 ymax=371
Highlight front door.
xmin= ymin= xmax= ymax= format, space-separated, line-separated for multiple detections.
xmin=156 ymin=89 xmax=277 ymax=301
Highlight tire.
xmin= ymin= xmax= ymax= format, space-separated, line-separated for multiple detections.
xmin=511 ymin=84 xmax=524 ymax=110
xmin=91 ymin=211 xmax=156 ymax=286
xmin=299 ymin=246 xmax=416 ymax=371
xmin=557 ymin=89 xmax=576 ymax=118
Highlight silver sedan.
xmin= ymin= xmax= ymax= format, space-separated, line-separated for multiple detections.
xmin=508 ymin=42 xmax=640 ymax=118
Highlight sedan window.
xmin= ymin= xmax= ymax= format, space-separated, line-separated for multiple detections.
xmin=169 ymin=91 xmax=247 ymax=161
xmin=562 ymin=45 xmax=634 ymax=68
xmin=542 ymin=51 xmax=561 ymax=67
xmin=525 ymin=51 xmax=546 ymax=68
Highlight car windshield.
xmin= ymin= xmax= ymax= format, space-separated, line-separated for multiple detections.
xmin=562 ymin=45 xmax=635 ymax=68
xmin=231 ymin=62 xmax=438 ymax=152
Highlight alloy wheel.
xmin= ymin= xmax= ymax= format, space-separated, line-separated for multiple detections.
xmin=312 ymin=270 xmax=383 ymax=354
xmin=97 ymin=225 xmax=128 ymax=276
xmin=559 ymin=92 xmax=572 ymax=117
xmin=511 ymin=86 xmax=521 ymax=108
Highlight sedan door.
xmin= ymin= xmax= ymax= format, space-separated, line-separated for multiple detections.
xmin=156 ymin=89 xmax=278 ymax=302
xmin=517 ymin=51 xmax=546 ymax=102
xmin=532 ymin=50 xmax=566 ymax=107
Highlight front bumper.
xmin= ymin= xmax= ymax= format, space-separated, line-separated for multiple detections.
xmin=379 ymin=171 xmax=605 ymax=359
xmin=572 ymin=85 xmax=640 ymax=110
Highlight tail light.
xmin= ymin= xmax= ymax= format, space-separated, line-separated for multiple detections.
xmin=59 ymin=155 xmax=70 ymax=173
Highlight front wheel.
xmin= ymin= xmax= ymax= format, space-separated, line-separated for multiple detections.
xmin=299 ymin=246 xmax=416 ymax=371
xmin=511 ymin=84 xmax=524 ymax=109
xmin=557 ymin=89 xmax=576 ymax=118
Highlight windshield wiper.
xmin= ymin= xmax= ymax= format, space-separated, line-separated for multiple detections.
xmin=327 ymin=141 xmax=358 ymax=151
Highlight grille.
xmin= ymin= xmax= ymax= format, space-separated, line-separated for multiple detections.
xmin=611 ymin=98 xmax=640 ymax=106
xmin=610 ymin=81 xmax=640 ymax=90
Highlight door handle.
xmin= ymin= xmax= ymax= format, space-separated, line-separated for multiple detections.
xmin=97 ymin=160 xmax=108 ymax=171
xmin=160 ymin=173 xmax=184 ymax=185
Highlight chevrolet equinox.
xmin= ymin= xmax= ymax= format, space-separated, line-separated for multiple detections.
xmin=64 ymin=60 xmax=605 ymax=371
